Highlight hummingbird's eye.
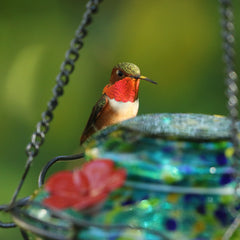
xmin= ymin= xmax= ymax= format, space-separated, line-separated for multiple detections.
xmin=116 ymin=70 xmax=124 ymax=77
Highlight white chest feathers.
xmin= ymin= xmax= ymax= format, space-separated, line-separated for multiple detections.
xmin=108 ymin=97 xmax=139 ymax=117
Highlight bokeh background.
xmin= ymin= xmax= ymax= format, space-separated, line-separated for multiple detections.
xmin=1 ymin=0 xmax=240 ymax=239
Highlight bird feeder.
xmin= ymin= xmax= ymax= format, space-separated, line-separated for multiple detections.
xmin=0 ymin=0 xmax=239 ymax=240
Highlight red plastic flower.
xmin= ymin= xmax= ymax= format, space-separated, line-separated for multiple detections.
xmin=43 ymin=159 xmax=126 ymax=210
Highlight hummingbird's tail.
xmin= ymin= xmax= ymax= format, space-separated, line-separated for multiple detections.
xmin=80 ymin=126 xmax=96 ymax=145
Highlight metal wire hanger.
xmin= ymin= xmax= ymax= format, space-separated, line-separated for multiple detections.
xmin=8 ymin=0 xmax=103 ymax=209
xmin=0 ymin=0 xmax=103 ymax=230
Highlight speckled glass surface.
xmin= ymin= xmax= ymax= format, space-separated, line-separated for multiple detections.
xmin=86 ymin=113 xmax=240 ymax=141
xmin=14 ymin=114 xmax=240 ymax=240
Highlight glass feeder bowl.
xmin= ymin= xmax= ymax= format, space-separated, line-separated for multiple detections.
xmin=12 ymin=113 xmax=240 ymax=240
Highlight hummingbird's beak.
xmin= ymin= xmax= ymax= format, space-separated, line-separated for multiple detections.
xmin=139 ymin=75 xmax=157 ymax=84
xmin=130 ymin=75 xmax=157 ymax=84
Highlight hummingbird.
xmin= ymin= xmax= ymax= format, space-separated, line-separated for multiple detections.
xmin=80 ymin=62 xmax=157 ymax=144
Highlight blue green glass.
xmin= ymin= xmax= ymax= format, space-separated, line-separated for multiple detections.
xmin=13 ymin=114 xmax=240 ymax=240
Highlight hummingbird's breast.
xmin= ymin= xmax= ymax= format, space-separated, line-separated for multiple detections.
xmin=95 ymin=97 xmax=139 ymax=130
xmin=108 ymin=97 xmax=139 ymax=117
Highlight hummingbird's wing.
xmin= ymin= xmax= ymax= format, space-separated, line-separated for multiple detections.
xmin=80 ymin=94 xmax=108 ymax=144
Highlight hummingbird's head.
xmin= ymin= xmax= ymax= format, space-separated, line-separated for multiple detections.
xmin=103 ymin=62 xmax=156 ymax=102
xmin=109 ymin=62 xmax=157 ymax=85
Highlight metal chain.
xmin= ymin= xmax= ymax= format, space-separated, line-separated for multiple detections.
xmin=220 ymin=0 xmax=239 ymax=158
xmin=220 ymin=0 xmax=240 ymax=239
xmin=8 ymin=0 xmax=103 ymax=208
xmin=26 ymin=0 xmax=102 ymax=158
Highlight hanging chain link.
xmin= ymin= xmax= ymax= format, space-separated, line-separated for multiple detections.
xmin=26 ymin=0 xmax=102 ymax=158
xmin=220 ymin=0 xmax=240 ymax=239
xmin=8 ymin=0 xmax=103 ymax=208
xmin=219 ymin=0 xmax=240 ymax=159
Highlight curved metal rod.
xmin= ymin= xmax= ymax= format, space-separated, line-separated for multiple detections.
xmin=0 ymin=197 xmax=30 ymax=228
xmin=8 ymin=0 xmax=102 ymax=208
xmin=0 ymin=221 xmax=16 ymax=228
xmin=38 ymin=153 xmax=84 ymax=187
xmin=1 ymin=153 xmax=84 ymax=228
xmin=12 ymin=201 xmax=172 ymax=240
xmin=20 ymin=228 xmax=30 ymax=240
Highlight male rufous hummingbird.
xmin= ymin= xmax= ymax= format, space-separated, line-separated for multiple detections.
xmin=80 ymin=62 xmax=157 ymax=144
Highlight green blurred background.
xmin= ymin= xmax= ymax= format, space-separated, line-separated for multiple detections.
xmin=0 ymin=0 xmax=240 ymax=239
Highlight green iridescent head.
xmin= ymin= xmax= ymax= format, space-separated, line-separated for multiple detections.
xmin=109 ymin=62 xmax=156 ymax=85
xmin=114 ymin=62 xmax=140 ymax=76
